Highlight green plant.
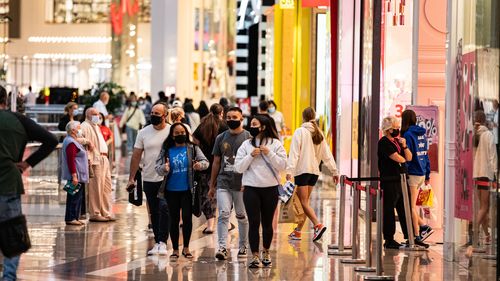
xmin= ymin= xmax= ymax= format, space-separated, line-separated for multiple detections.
xmin=81 ymin=81 xmax=126 ymax=115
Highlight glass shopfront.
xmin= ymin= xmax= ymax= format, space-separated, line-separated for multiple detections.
xmin=446 ymin=0 xmax=499 ymax=278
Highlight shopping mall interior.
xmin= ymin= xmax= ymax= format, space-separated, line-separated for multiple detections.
xmin=0 ymin=0 xmax=499 ymax=280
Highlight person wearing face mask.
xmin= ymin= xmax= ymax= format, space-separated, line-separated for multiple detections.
xmin=267 ymin=100 xmax=286 ymax=136
xmin=93 ymin=91 xmax=113 ymax=120
xmin=128 ymin=103 xmax=171 ymax=256
xmin=155 ymin=123 xmax=209 ymax=260
xmin=207 ymin=107 xmax=251 ymax=260
xmin=192 ymin=104 xmax=227 ymax=234
xmin=58 ymin=102 xmax=80 ymax=132
xmin=81 ymin=108 xmax=115 ymax=222
xmin=378 ymin=116 xmax=412 ymax=249
xmin=62 ymin=121 xmax=90 ymax=225
xmin=138 ymin=96 xmax=152 ymax=123
xmin=234 ymin=115 xmax=287 ymax=268
xmin=120 ymin=96 xmax=146 ymax=153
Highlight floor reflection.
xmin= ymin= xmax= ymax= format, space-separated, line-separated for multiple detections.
xmin=4 ymin=153 xmax=496 ymax=281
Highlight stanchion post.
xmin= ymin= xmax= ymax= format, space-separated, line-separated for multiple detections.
xmin=342 ymin=182 xmax=365 ymax=264
xmin=356 ymin=184 xmax=376 ymax=272
xmin=329 ymin=175 xmax=352 ymax=256
xmin=364 ymin=188 xmax=394 ymax=280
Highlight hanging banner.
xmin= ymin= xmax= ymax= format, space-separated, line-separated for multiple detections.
xmin=302 ymin=0 xmax=330 ymax=7
xmin=454 ymin=42 xmax=475 ymax=221
xmin=406 ymin=105 xmax=439 ymax=173
xmin=280 ymin=0 xmax=295 ymax=9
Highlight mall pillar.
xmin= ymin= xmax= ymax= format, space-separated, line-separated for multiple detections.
xmin=150 ymin=0 xmax=177 ymax=100
xmin=111 ymin=0 xmax=139 ymax=92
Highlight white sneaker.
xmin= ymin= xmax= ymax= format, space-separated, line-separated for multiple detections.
xmin=158 ymin=242 xmax=168 ymax=255
xmin=148 ymin=243 xmax=160 ymax=255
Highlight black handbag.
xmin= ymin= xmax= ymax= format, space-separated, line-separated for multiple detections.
xmin=128 ymin=168 xmax=143 ymax=206
xmin=0 ymin=215 xmax=32 ymax=258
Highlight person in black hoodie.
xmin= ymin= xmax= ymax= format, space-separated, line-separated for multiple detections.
xmin=401 ymin=110 xmax=434 ymax=247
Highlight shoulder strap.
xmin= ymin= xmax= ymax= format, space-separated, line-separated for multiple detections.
xmin=261 ymin=153 xmax=281 ymax=186
xmin=126 ymin=107 xmax=137 ymax=123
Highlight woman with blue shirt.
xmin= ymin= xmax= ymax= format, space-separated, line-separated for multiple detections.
xmin=155 ymin=122 xmax=209 ymax=260
xmin=401 ymin=110 xmax=434 ymax=245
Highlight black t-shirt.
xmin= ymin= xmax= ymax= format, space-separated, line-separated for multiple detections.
xmin=377 ymin=136 xmax=406 ymax=180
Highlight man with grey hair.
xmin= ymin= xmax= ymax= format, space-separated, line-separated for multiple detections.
xmin=0 ymin=85 xmax=58 ymax=280
xmin=81 ymin=107 xmax=114 ymax=222
xmin=93 ymin=91 xmax=112 ymax=119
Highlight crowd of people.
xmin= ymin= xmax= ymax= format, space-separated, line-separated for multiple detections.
xmin=5 ymin=84 xmax=498 ymax=280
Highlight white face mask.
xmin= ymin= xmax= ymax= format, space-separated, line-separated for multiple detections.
xmin=91 ymin=115 xmax=100 ymax=125
xmin=77 ymin=129 xmax=83 ymax=137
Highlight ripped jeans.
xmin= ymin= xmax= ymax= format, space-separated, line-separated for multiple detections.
xmin=216 ymin=189 xmax=248 ymax=249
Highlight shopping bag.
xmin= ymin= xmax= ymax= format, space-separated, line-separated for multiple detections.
xmin=128 ymin=168 xmax=143 ymax=206
xmin=279 ymin=189 xmax=305 ymax=224
xmin=422 ymin=186 xmax=434 ymax=207
xmin=63 ymin=181 xmax=81 ymax=196
xmin=278 ymin=181 xmax=295 ymax=203
xmin=416 ymin=185 xmax=430 ymax=206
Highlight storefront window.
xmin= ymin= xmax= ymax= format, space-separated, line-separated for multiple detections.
xmin=448 ymin=0 xmax=499 ymax=277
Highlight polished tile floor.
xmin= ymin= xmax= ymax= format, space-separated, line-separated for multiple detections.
xmin=1 ymin=150 xmax=497 ymax=280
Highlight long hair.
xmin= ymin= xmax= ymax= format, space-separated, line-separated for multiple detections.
xmin=302 ymin=107 xmax=324 ymax=145
xmin=197 ymin=101 xmax=210 ymax=119
xmin=198 ymin=104 xmax=224 ymax=146
xmin=250 ymin=115 xmax=280 ymax=147
xmin=401 ymin=110 xmax=417 ymax=136
xmin=163 ymin=122 xmax=193 ymax=150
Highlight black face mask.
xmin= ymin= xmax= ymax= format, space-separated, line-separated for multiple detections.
xmin=150 ymin=115 xmax=163 ymax=126
xmin=249 ymin=127 xmax=261 ymax=138
xmin=227 ymin=120 xmax=241 ymax=130
xmin=180 ymin=118 xmax=188 ymax=124
xmin=390 ymin=129 xmax=400 ymax=138
xmin=174 ymin=134 xmax=187 ymax=144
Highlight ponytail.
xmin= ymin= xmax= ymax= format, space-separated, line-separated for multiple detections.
xmin=310 ymin=121 xmax=324 ymax=145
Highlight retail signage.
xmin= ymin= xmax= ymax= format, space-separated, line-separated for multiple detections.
xmin=279 ymin=0 xmax=295 ymax=9
xmin=454 ymin=40 xmax=475 ymax=221
xmin=110 ymin=0 xmax=139 ymax=35
xmin=406 ymin=105 xmax=439 ymax=173
xmin=302 ymin=0 xmax=330 ymax=7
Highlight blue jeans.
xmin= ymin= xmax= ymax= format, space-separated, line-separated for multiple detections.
xmin=216 ymin=189 xmax=248 ymax=249
xmin=65 ymin=184 xmax=84 ymax=222
xmin=0 ymin=195 xmax=22 ymax=281
xmin=126 ymin=126 xmax=138 ymax=152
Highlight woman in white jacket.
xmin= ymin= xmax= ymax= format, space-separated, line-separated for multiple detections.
xmin=286 ymin=107 xmax=339 ymax=242
xmin=234 ymin=115 xmax=287 ymax=268
xmin=473 ymin=110 xmax=497 ymax=243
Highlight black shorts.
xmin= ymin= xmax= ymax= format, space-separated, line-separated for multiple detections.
xmin=475 ymin=177 xmax=490 ymax=191
xmin=294 ymin=173 xmax=319 ymax=186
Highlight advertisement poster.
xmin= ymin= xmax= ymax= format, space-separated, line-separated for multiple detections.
xmin=406 ymin=105 xmax=439 ymax=172
xmin=454 ymin=40 xmax=475 ymax=221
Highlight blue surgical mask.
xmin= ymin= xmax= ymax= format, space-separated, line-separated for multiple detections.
xmin=268 ymin=107 xmax=276 ymax=114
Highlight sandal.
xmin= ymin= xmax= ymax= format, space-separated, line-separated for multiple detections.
xmin=182 ymin=251 xmax=193 ymax=259
xmin=202 ymin=227 xmax=214 ymax=234
xmin=170 ymin=253 xmax=179 ymax=260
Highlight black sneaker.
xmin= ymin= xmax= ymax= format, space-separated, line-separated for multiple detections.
xmin=215 ymin=248 xmax=228 ymax=260
xmin=249 ymin=254 xmax=260 ymax=268
xmin=419 ymin=225 xmax=434 ymax=241
xmin=261 ymin=250 xmax=272 ymax=267
xmin=238 ymin=246 xmax=248 ymax=258
xmin=415 ymin=236 xmax=430 ymax=249
xmin=401 ymin=239 xmax=430 ymax=249
xmin=384 ymin=240 xmax=402 ymax=249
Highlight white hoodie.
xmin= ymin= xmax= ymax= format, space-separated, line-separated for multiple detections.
xmin=286 ymin=122 xmax=338 ymax=177
xmin=473 ymin=125 xmax=497 ymax=180
xmin=234 ymin=137 xmax=287 ymax=187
